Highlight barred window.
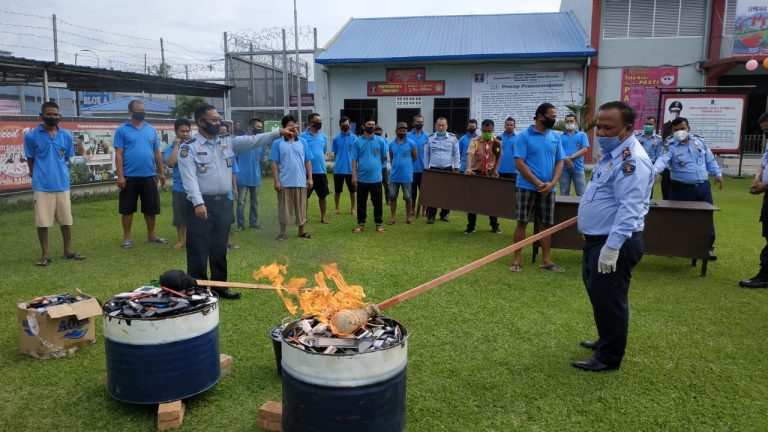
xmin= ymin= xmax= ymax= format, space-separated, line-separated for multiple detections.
xmin=603 ymin=0 xmax=707 ymax=39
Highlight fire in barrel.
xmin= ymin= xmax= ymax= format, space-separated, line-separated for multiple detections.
xmin=102 ymin=272 xmax=220 ymax=404
xmin=255 ymin=263 xmax=408 ymax=432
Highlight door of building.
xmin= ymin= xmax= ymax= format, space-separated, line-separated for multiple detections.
xmin=342 ymin=99 xmax=378 ymax=135
xmin=396 ymin=108 xmax=421 ymax=129
xmin=433 ymin=98 xmax=470 ymax=135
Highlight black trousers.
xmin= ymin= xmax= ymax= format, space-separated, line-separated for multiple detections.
xmin=758 ymin=194 xmax=768 ymax=279
xmin=660 ymin=169 xmax=671 ymax=200
xmin=186 ymin=194 xmax=233 ymax=282
xmin=411 ymin=172 xmax=422 ymax=205
xmin=426 ymin=167 xmax=452 ymax=220
xmin=466 ymin=170 xmax=499 ymax=231
xmin=582 ymin=232 xmax=644 ymax=367
xmin=669 ymin=180 xmax=715 ymax=249
xmin=357 ymin=182 xmax=383 ymax=226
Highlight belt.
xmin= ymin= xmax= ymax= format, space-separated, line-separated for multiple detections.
xmin=671 ymin=180 xmax=705 ymax=187
xmin=583 ymin=232 xmax=642 ymax=242
xmin=202 ymin=194 xmax=229 ymax=201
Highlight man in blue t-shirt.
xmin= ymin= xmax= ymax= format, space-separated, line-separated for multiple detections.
xmin=559 ymin=113 xmax=590 ymax=196
xmin=387 ymin=122 xmax=418 ymax=224
xmin=235 ymin=118 xmax=267 ymax=231
xmin=351 ymin=118 xmax=388 ymax=232
xmin=458 ymin=119 xmax=477 ymax=173
xmin=162 ymin=118 xmax=193 ymax=249
xmin=497 ymin=117 xmax=518 ymax=183
xmin=270 ymin=115 xmax=313 ymax=240
xmin=113 ymin=99 xmax=167 ymax=249
xmin=302 ymin=113 xmax=330 ymax=224
xmin=407 ymin=114 xmax=429 ymax=217
xmin=510 ymin=102 xmax=565 ymax=273
xmin=331 ymin=116 xmax=357 ymax=215
xmin=24 ymin=101 xmax=85 ymax=266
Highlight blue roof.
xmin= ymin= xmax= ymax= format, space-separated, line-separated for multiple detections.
xmin=81 ymin=96 xmax=174 ymax=113
xmin=316 ymin=12 xmax=595 ymax=65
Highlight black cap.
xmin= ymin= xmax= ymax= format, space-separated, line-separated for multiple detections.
xmin=669 ymin=101 xmax=683 ymax=112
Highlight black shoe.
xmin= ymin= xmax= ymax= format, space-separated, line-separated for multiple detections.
xmin=707 ymin=250 xmax=718 ymax=261
xmin=491 ymin=227 xmax=502 ymax=234
xmin=215 ymin=288 xmax=241 ymax=300
xmin=464 ymin=228 xmax=475 ymax=235
xmin=439 ymin=216 xmax=449 ymax=222
xmin=580 ymin=340 xmax=599 ymax=350
xmin=426 ymin=219 xmax=435 ymax=224
xmin=739 ymin=278 xmax=768 ymax=288
xmin=571 ymin=357 xmax=619 ymax=372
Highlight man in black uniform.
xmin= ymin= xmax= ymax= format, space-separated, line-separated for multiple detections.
xmin=741 ymin=112 xmax=768 ymax=289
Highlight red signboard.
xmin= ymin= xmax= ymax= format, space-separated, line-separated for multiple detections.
xmin=621 ymin=67 xmax=678 ymax=130
xmin=367 ymin=80 xmax=445 ymax=97
xmin=386 ymin=68 xmax=426 ymax=82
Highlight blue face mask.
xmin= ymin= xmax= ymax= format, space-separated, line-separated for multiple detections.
xmin=597 ymin=136 xmax=622 ymax=154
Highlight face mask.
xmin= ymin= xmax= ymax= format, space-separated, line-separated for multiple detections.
xmin=131 ymin=112 xmax=145 ymax=122
xmin=414 ymin=124 xmax=423 ymax=130
xmin=200 ymin=120 xmax=220 ymax=137
xmin=481 ymin=132 xmax=493 ymax=141
xmin=467 ymin=128 xmax=477 ymax=135
xmin=542 ymin=117 xmax=556 ymax=129
xmin=437 ymin=131 xmax=446 ymax=137
xmin=364 ymin=126 xmax=375 ymax=134
xmin=673 ymin=130 xmax=689 ymax=142
xmin=597 ymin=136 xmax=622 ymax=154
xmin=396 ymin=132 xmax=406 ymax=139
xmin=42 ymin=116 xmax=60 ymax=127
xmin=643 ymin=125 xmax=654 ymax=135
xmin=253 ymin=128 xmax=264 ymax=134
xmin=341 ymin=125 xmax=350 ymax=132
xmin=312 ymin=121 xmax=322 ymax=130
xmin=565 ymin=123 xmax=577 ymax=131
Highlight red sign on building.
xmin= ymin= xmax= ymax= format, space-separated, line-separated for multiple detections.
xmin=367 ymin=80 xmax=445 ymax=96
xmin=386 ymin=68 xmax=426 ymax=82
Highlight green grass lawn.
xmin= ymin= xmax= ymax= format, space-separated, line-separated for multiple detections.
xmin=1 ymin=176 xmax=767 ymax=431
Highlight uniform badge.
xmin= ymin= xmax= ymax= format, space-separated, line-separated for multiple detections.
xmin=622 ymin=147 xmax=632 ymax=160
xmin=622 ymin=161 xmax=635 ymax=175
xmin=180 ymin=145 xmax=189 ymax=158
xmin=226 ymin=157 xmax=233 ymax=168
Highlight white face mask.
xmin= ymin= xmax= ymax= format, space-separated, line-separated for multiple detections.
xmin=673 ymin=130 xmax=689 ymax=142
xmin=565 ymin=123 xmax=577 ymax=131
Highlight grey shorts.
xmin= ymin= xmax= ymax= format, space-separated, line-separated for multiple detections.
xmin=516 ymin=187 xmax=555 ymax=225
xmin=388 ymin=182 xmax=412 ymax=202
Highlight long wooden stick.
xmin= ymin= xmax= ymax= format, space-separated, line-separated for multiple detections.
xmin=196 ymin=279 xmax=285 ymax=291
xmin=377 ymin=216 xmax=578 ymax=310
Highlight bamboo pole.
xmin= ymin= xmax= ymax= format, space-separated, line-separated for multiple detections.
xmin=377 ymin=216 xmax=578 ymax=310
xmin=196 ymin=280 xmax=286 ymax=291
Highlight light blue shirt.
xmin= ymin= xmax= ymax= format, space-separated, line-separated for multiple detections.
xmin=560 ymin=130 xmax=590 ymax=172
xmin=578 ymin=136 xmax=654 ymax=250
xmin=635 ymin=132 xmax=663 ymax=163
xmin=162 ymin=143 xmax=184 ymax=193
xmin=235 ymin=142 xmax=266 ymax=187
xmin=113 ymin=121 xmax=159 ymax=178
xmin=458 ymin=132 xmax=474 ymax=172
xmin=351 ymin=134 xmax=387 ymax=183
xmin=301 ymin=129 xmax=328 ymax=174
xmin=270 ymin=137 xmax=312 ymax=188
xmin=653 ymin=135 xmax=722 ymax=184
xmin=407 ymin=130 xmax=429 ymax=173
xmin=389 ymin=138 xmax=416 ymax=183
xmin=24 ymin=124 xmax=73 ymax=192
xmin=761 ymin=150 xmax=768 ymax=185
xmin=424 ymin=132 xmax=460 ymax=169
xmin=497 ymin=132 xmax=517 ymax=174
xmin=514 ymin=126 xmax=565 ymax=191
xmin=179 ymin=131 xmax=280 ymax=206
xmin=332 ymin=131 xmax=356 ymax=175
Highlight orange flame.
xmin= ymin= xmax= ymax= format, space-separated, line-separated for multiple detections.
xmin=253 ymin=263 xmax=367 ymax=324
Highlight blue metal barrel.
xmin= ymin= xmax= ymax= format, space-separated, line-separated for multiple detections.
xmin=280 ymin=318 xmax=408 ymax=432
xmin=103 ymin=298 xmax=220 ymax=404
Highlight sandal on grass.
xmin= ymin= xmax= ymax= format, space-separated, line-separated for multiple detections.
xmin=35 ymin=257 xmax=52 ymax=267
xmin=298 ymin=232 xmax=312 ymax=239
xmin=276 ymin=234 xmax=288 ymax=241
xmin=375 ymin=225 xmax=385 ymax=233
xmin=352 ymin=226 xmax=364 ymax=233
xmin=540 ymin=263 xmax=565 ymax=273
xmin=509 ymin=264 xmax=522 ymax=273
xmin=64 ymin=253 xmax=86 ymax=261
xmin=148 ymin=237 xmax=168 ymax=244
xmin=121 ymin=240 xmax=134 ymax=249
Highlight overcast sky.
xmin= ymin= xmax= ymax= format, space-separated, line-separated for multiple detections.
xmin=1 ymin=0 xmax=562 ymax=77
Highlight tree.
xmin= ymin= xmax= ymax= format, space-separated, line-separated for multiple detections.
xmin=152 ymin=63 xmax=172 ymax=79
xmin=172 ymin=95 xmax=206 ymax=119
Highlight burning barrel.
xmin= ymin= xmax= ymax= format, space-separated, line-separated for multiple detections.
xmin=102 ymin=286 xmax=220 ymax=404
xmin=280 ymin=315 xmax=408 ymax=432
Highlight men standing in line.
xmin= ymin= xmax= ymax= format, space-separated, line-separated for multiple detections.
xmin=235 ymin=118 xmax=266 ymax=231
xmin=408 ymin=114 xmax=429 ymax=218
xmin=302 ymin=113 xmax=330 ymax=224
xmin=465 ymin=119 xmax=501 ymax=234
xmin=635 ymin=116 xmax=663 ymax=163
xmin=270 ymin=115 xmax=312 ymax=241
xmin=509 ymin=103 xmax=565 ymax=273
xmin=24 ymin=101 xmax=85 ymax=266
xmin=162 ymin=118 xmax=192 ymax=249
xmin=497 ymin=117 xmax=518 ymax=182
xmin=387 ymin=122 xmax=417 ymax=225
xmin=424 ymin=117 xmax=459 ymax=224
xmin=559 ymin=113 xmax=590 ymax=196
xmin=741 ymin=112 xmax=768 ymax=289
xmin=332 ymin=116 xmax=356 ymax=214
xmin=653 ymin=117 xmax=723 ymax=259
xmin=114 ymin=99 xmax=166 ymax=249
xmin=351 ymin=118 xmax=388 ymax=233
xmin=458 ymin=119 xmax=478 ymax=173
xmin=178 ymin=104 xmax=283 ymax=300
xmin=573 ymin=100 xmax=653 ymax=372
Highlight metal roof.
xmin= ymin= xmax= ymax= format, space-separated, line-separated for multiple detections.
xmin=316 ymin=12 xmax=595 ymax=65
xmin=0 ymin=55 xmax=230 ymax=97
xmin=81 ymin=96 xmax=174 ymax=114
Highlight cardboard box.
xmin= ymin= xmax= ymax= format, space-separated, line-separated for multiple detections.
xmin=17 ymin=295 xmax=102 ymax=359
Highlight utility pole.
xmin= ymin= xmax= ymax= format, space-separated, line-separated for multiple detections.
xmin=223 ymin=32 xmax=229 ymax=87
xmin=249 ymin=42 xmax=255 ymax=110
xmin=185 ymin=64 xmax=189 ymax=80
xmin=281 ymin=29 xmax=289 ymax=115
xmin=52 ymin=14 xmax=59 ymax=63
xmin=160 ymin=38 xmax=166 ymax=77
xmin=293 ymin=0 xmax=302 ymax=129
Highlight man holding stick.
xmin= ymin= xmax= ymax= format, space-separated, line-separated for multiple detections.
xmin=574 ymin=101 xmax=653 ymax=372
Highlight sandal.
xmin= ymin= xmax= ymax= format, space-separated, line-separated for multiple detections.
xmin=375 ymin=225 xmax=385 ymax=233
xmin=148 ymin=237 xmax=168 ymax=244
xmin=121 ymin=240 xmax=134 ymax=249
xmin=352 ymin=226 xmax=364 ymax=233
xmin=64 ymin=253 xmax=86 ymax=261
xmin=509 ymin=264 xmax=522 ymax=273
xmin=298 ymin=232 xmax=312 ymax=239
xmin=276 ymin=234 xmax=289 ymax=241
xmin=35 ymin=257 xmax=52 ymax=267
xmin=540 ymin=263 xmax=565 ymax=273
xmin=387 ymin=220 xmax=396 ymax=225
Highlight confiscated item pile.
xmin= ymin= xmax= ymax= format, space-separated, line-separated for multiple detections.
xmin=103 ymin=285 xmax=215 ymax=319
xmin=282 ymin=314 xmax=404 ymax=355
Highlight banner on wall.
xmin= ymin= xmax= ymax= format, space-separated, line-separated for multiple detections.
xmin=733 ymin=1 xmax=768 ymax=56
xmin=621 ymin=67 xmax=678 ymax=130
xmin=0 ymin=119 xmax=177 ymax=193
xmin=470 ymin=70 xmax=584 ymax=134
xmin=659 ymin=95 xmax=746 ymax=153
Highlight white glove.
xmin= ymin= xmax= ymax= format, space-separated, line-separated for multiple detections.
xmin=597 ymin=245 xmax=620 ymax=274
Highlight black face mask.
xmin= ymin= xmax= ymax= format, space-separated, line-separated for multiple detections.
xmin=542 ymin=117 xmax=556 ymax=129
xmin=396 ymin=133 xmax=406 ymax=139
xmin=312 ymin=121 xmax=322 ymax=130
xmin=253 ymin=128 xmax=264 ymax=134
xmin=341 ymin=125 xmax=350 ymax=132
xmin=42 ymin=116 xmax=60 ymax=127
xmin=466 ymin=128 xmax=476 ymax=134
xmin=200 ymin=120 xmax=220 ymax=137
xmin=131 ymin=112 xmax=146 ymax=122
xmin=364 ymin=126 xmax=375 ymax=134
xmin=414 ymin=123 xmax=423 ymax=130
